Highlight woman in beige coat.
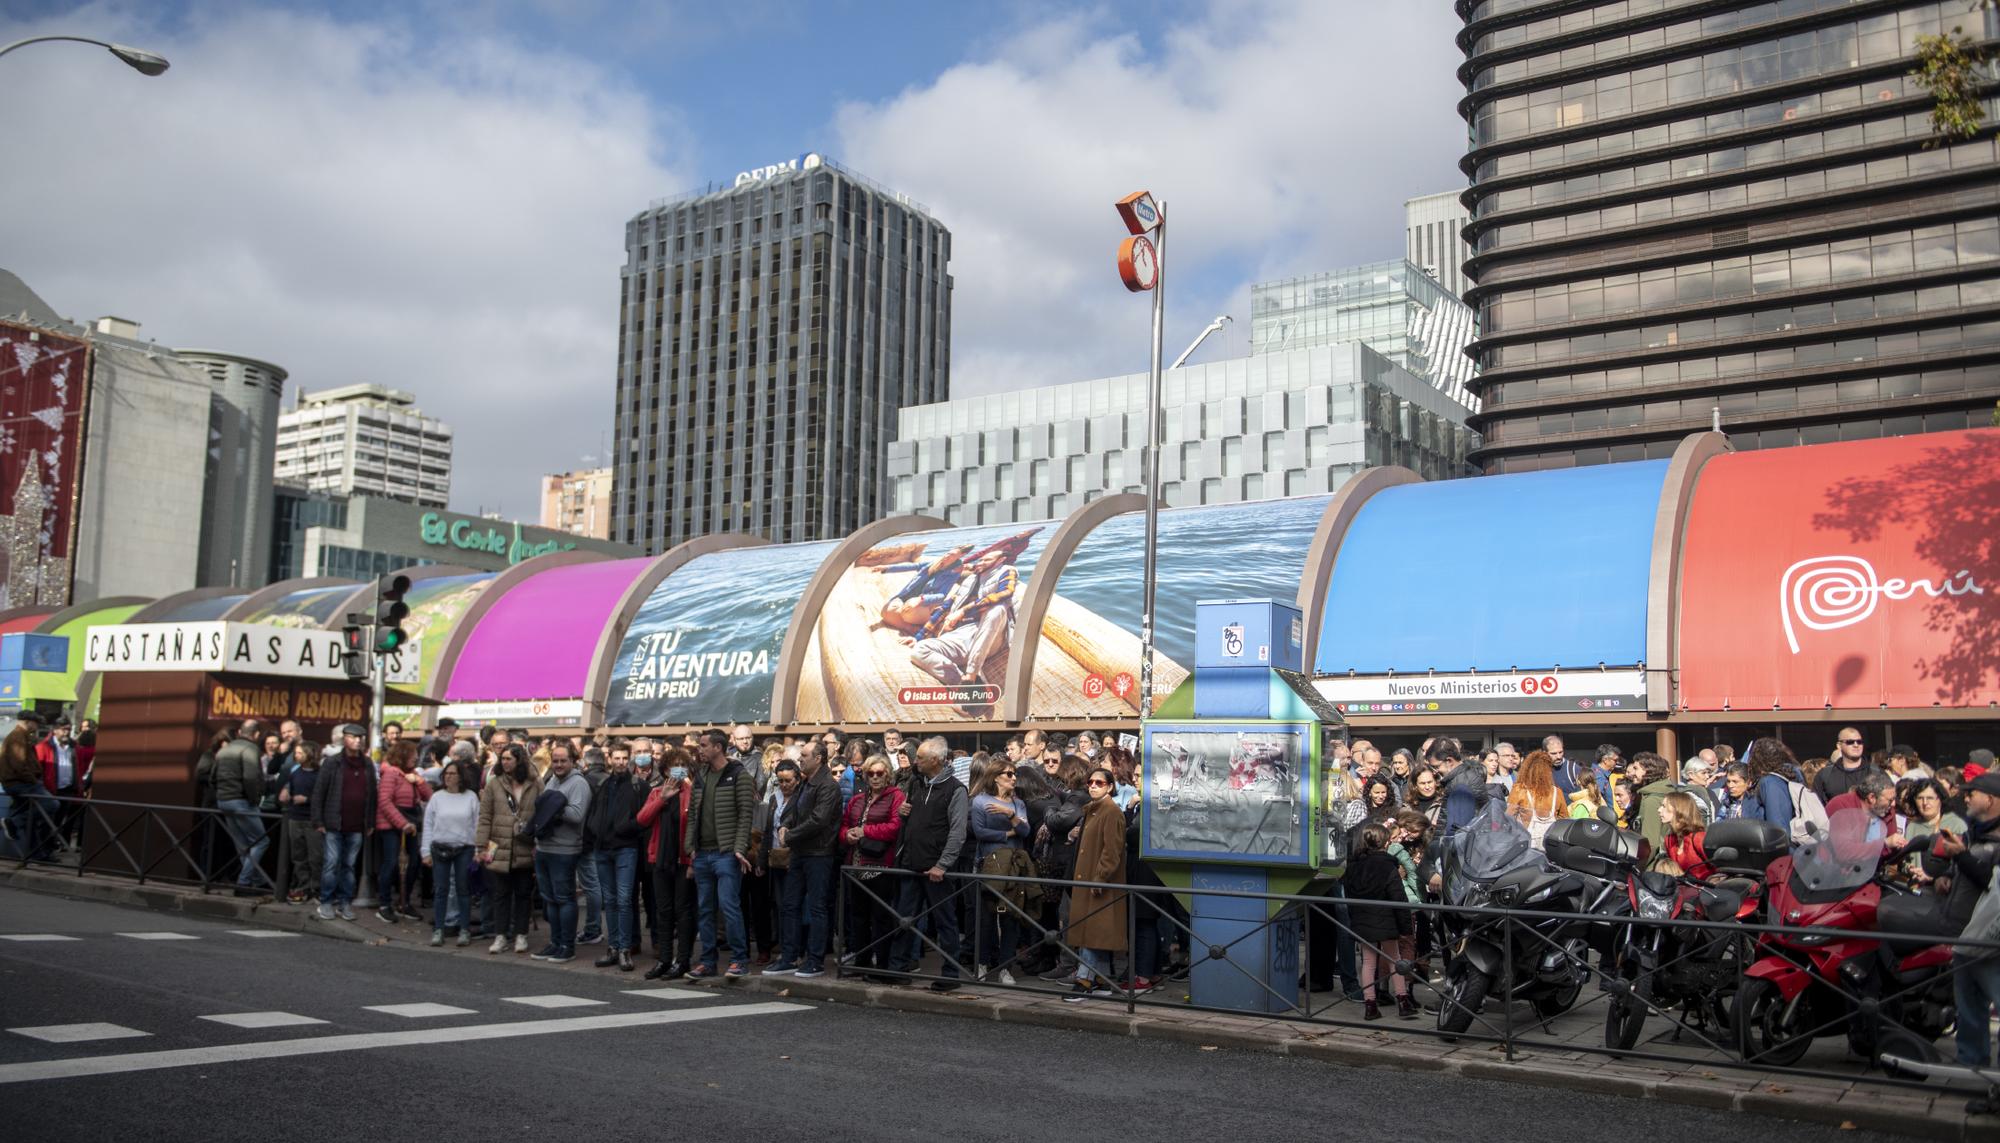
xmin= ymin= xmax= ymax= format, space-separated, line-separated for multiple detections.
xmin=1063 ymin=766 xmax=1128 ymax=1002
xmin=475 ymin=743 xmax=542 ymax=954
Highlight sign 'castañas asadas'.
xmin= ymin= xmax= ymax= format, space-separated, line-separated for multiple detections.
xmin=419 ymin=512 xmax=575 ymax=566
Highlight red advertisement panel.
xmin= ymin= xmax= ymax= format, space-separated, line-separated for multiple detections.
xmin=0 ymin=321 xmax=89 ymax=608
xmin=1678 ymin=429 xmax=2000 ymax=711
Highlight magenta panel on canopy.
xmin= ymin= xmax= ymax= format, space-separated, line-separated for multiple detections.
xmin=443 ymin=557 xmax=652 ymax=702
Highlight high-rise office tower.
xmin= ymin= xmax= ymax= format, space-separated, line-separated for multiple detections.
xmin=1457 ymin=2 xmax=2000 ymax=472
xmin=275 ymin=383 xmax=453 ymax=507
xmin=611 ymin=153 xmax=951 ymax=550
xmin=612 ymin=153 xmax=948 ymax=547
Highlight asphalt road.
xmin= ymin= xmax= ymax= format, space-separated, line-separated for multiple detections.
xmin=0 ymin=887 xmax=1927 ymax=1142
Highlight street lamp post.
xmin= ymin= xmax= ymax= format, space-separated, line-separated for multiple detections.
xmin=1113 ymin=192 xmax=1169 ymax=717
xmin=0 ymin=35 xmax=170 ymax=75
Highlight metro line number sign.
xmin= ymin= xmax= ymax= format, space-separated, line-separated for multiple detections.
xmin=1519 ymin=675 xmax=1559 ymax=695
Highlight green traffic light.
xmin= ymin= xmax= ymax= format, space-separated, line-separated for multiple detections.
xmin=376 ymin=629 xmax=406 ymax=653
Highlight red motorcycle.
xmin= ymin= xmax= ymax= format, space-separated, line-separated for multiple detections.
xmin=1734 ymin=807 xmax=1956 ymax=1067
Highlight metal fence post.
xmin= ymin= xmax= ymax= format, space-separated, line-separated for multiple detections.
xmin=1128 ymin=886 xmax=1139 ymax=1014
xmin=1502 ymin=913 xmax=1516 ymax=1062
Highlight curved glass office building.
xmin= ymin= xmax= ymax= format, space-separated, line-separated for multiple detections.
xmin=1457 ymin=0 xmax=2000 ymax=473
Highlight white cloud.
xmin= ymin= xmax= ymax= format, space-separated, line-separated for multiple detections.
xmin=832 ymin=0 xmax=1467 ymax=397
xmin=0 ymin=3 xmax=690 ymax=518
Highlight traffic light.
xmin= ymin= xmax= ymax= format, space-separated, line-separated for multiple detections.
xmin=374 ymin=573 xmax=411 ymax=654
xmin=340 ymin=623 xmax=368 ymax=680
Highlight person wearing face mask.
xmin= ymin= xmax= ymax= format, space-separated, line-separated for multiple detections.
xmin=639 ymin=747 xmax=697 ymax=979
xmin=475 ymin=744 xmax=541 ymax=955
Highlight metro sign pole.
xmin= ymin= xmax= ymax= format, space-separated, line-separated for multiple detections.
xmin=1114 ymin=191 xmax=1165 ymax=718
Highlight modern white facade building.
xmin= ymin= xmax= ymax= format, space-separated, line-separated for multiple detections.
xmin=1405 ymin=189 xmax=1474 ymax=301
xmin=275 ymin=383 xmax=452 ymax=508
xmin=886 ymin=343 xmax=1477 ymax=525
xmin=1249 ymin=259 xmax=1480 ymax=407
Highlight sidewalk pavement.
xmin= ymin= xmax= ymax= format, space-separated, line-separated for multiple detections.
xmin=2 ymin=864 xmax=1980 ymax=1141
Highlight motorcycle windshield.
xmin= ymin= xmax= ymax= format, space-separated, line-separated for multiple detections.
xmin=1789 ymin=806 xmax=1884 ymax=895
xmin=1447 ymin=806 xmax=1539 ymax=904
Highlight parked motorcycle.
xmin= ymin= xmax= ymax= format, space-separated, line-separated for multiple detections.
xmin=1734 ymin=807 xmax=1956 ymax=1067
xmin=1574 ymin=818 xmax=1787 ymax=1050
xmin=1435 ymin=807 xmax=1599 ymax=1035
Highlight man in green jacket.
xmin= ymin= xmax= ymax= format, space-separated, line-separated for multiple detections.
xmin=200 ymin=721 xmax=271 ymax=896
xmin=683 ymin=728 xmax=757 ymax=978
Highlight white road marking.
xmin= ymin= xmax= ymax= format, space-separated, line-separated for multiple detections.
xmin=0 ymin=934 xmax=81 ymax=942
xmin=9 ymin=1023 xmax=151 ymax=1044
xmin=501 ymin=995 xmax=606 ymax=1009
xmin=199 ymin=1012 xmax=328 ymax=1029
xmin=0 ymin=1002 xmax=809 ymax=1084
xmin=620 ymin=988 xmax=712 ymax=1001
xmin=114 ymin=932 xmax=199 ymax=941
xmin=363 ymin=1003 xmax=476 ymax=1019
xmin=226 ymin=930 xmax=300 ymax=939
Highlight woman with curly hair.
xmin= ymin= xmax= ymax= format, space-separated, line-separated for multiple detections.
xmin=1507 ymin=750 xmax=1566 ymax=851
xmin=1741 ymin=737 xmax=1802 ymax=827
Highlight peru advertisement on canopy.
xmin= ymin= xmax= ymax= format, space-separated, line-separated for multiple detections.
xmin=1029 ymin=496 xmax=1331 ymax=720
xmin=795 ymin=523 xmax=1052 ymax=723
xmin=1677 ymin=429 xmax=2000 ymax=712
xmin=607 ymin=542 xmax=836 ymax=727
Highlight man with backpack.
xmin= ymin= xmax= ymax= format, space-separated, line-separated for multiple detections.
xmin=530 ymin=743 xmax=592 ymax=964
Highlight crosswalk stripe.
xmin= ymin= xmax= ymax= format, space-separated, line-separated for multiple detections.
xmin=501 ymin=995 xmax=606 ymax=1009
xmin=0 ymin=1003 xmax=809 ymax=1084
xmin=114 ymin=933 xmax=199 ymax=941
xmin=226 ymin=931 xmax=300 ymax=939
xmin=0 ymin=934 xmax=82 ymax=942
xmin=620 ymin=988 xmax=712 ymax=1001
xmin=362 ymin=1003 xmax=476 ymax=1018
xmin=199 ymin=1012 xmax=328 ymax=1029
xmin=9 ymin=1023 xmax=150 ymax=1044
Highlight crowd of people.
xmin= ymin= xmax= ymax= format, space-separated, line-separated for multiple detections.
xmin=10 ymin=712 xmax=1999 ymax=1059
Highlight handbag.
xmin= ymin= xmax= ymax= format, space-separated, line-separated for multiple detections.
xmin=767 ymin=846 xmax=792 ymax=870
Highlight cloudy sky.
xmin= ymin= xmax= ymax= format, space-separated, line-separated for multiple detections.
xmin=0 ymin=1 xmax=1467 ymax=521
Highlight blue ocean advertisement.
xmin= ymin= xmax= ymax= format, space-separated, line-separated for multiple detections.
xmin=607 ymin=542 xmax=836 ymax=726
xmin=1030 ymin=496 xmax=1330 ymax=719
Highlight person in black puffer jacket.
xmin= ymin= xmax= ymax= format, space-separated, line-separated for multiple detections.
xmin=585 ymin=749 xmax=646 ymax=971
xmin=1341 ymin=822 xmax=1415 ymax=1021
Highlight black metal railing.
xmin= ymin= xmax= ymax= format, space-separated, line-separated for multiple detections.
xmin=835 ymin=863 xmax=1992 ymax=1091
xmin=4 ymin=793 xmax=298 ymax=897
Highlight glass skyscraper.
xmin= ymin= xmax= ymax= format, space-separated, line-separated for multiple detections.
xmin=612 ymin=156 xmax=951 ymax=549
xmin=1458 ymin=1 xmax=2000 ymax=472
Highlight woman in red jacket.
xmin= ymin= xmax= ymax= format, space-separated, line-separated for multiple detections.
xmin=840 ymin=753 xmax=905 ymax=980
xmin=1656 ymin=791 xmax=1713 ymax=880
xmin=639 ymin=747 xmax=696 ymax=980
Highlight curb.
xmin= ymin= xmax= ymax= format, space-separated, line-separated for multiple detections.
xmin=8 ymin=866 xmax=1981 ymax=1139
xmin=3 ymin=866 xmax=370 ymax=942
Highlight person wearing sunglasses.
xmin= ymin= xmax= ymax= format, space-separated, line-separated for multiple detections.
xmin=1062 ymin=766 xmax=1127 ymax=1003
xmin=1812 ymin=727 xmax=1883 ymax=805
xmin=840 ymin=754 xmax=905 ymax=979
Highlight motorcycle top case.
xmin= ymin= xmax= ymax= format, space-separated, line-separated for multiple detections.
xmin=1702 ymin=819 xmax=1789 ymax=876
xmin=1543 ymin=817 xmax=1639 ymax=879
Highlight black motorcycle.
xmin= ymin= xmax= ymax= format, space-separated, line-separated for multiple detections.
xmin=1435 ymin=807 xmax=1599 ymax=1036
xmin=1547 ymin=817 xmax=1787 ymax=1051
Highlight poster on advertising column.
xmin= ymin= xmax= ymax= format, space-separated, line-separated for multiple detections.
xmin=1029 ymin=495 xmax=1331 ymax=720
xmin=793 ymin=523 xmax=1054 ymax=723
xmin=606 ymin=541 xmax=837 ymax=726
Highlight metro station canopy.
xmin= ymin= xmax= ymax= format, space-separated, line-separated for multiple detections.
xmin=44 ymin=428 xmax=2000 ymax=728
